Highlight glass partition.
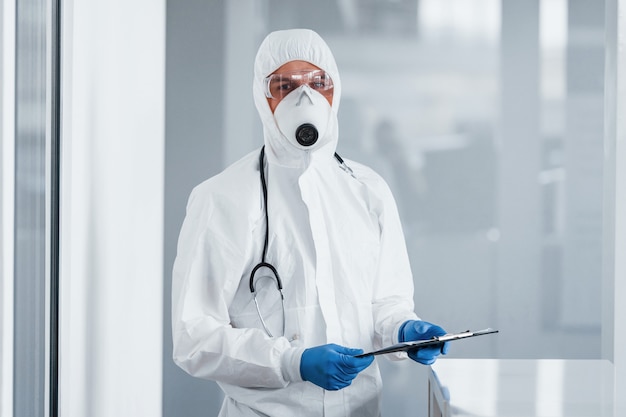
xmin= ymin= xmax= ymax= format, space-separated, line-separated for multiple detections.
xmin=166 ymin=0 xmax=608 ymax=415
xmin=215 ymin=0 xmax=606 ymax=360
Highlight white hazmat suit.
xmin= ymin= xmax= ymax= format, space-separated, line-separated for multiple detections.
xmin=172 ymin=28 xmax=419 ymax=417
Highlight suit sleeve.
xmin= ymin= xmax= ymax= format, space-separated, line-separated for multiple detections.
xmin=171 ymin=184 xmax=304 ymax=387
xmin=367 ymin=173 xmax=419 ymax=359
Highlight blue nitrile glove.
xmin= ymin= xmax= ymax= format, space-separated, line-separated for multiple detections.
xmin=398 ymin=320 xmax=450 ymax=365
xmin=300 ymin=343 xmax=375 ymax=391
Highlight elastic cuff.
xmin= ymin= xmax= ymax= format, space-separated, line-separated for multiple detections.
xmin=396 ymin=320 xmax=410 ymax=343
xmin=393 ymin=316 xmax=419 ymax=345
xmin=280 ymin=347 xmax=306 ymax=383
xmin=387 ymin=316 xmax=420 ymax=361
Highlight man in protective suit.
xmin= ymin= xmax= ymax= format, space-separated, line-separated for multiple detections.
xmin=172 ymin=28 xmax=449 ymax=417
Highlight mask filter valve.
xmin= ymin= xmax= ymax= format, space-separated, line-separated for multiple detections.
xmin=295 ymin=123 xmax=318 ymax=146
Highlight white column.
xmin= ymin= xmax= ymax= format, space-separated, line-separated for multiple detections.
xmin=0 ymin=0 xmax=16 ymax=415
xmin=223 ymin=0 xmax=266 ymax=165
xmin=59 ymin=1 xmax=165 ymax=416
xmin=603 ymin=0 xmax=626 ymax=415
xmin=496 ymin=0 xmax=542 ymax=357
xmin=560 ymin=0 xmax=605 ymax=329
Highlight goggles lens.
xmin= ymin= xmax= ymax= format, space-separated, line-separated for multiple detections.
xmin=264 ymin=70 xmax=334 ymax=100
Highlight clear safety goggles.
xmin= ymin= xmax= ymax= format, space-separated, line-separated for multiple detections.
xmin=264 ymin=69 xmax=334 ymax=100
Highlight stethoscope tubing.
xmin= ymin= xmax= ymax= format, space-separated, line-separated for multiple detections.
xmin=249 ymin=146 xmax=350 ymax=338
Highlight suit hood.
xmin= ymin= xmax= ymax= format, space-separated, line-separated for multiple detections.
xmin=252 ymin=29 xmax=341 ymax=169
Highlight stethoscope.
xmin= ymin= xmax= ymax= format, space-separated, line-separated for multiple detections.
xmin=249 ymin=146 xmax=354 ymax=338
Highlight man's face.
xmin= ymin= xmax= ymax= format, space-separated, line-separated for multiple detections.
xmin=265 ymin=60 xmax=334 ymax=113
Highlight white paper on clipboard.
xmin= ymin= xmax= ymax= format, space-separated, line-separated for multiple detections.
xmin=355 ymin=328 xmax=499 ymax=358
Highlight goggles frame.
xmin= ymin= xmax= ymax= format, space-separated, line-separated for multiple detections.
xmin=264 ymin=69 xmax=334 ymax=100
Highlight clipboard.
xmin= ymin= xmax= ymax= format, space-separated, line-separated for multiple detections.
xmin=355 ymin=328 xmax=499 ymax=358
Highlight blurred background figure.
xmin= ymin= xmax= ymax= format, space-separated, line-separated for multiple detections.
xmin=371 ymin=119 xmax=428 ymax=235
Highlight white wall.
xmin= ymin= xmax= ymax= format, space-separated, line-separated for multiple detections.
xmin=59 ymin=1 xmax=165 ymax=416
xmin=603 ymin=0 xmax=626 ymax=415
xmin=0 ymin=0 xmax=15 ymax=415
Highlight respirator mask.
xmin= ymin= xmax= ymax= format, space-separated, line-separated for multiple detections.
xmin=273 ymin=85 xmax=332 ymax=148
xmin=265 ymin=69 xmax=334 ymax=149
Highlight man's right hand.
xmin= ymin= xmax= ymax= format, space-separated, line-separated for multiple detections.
xmin=300 ymin=343 xmax=374 ymax=390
